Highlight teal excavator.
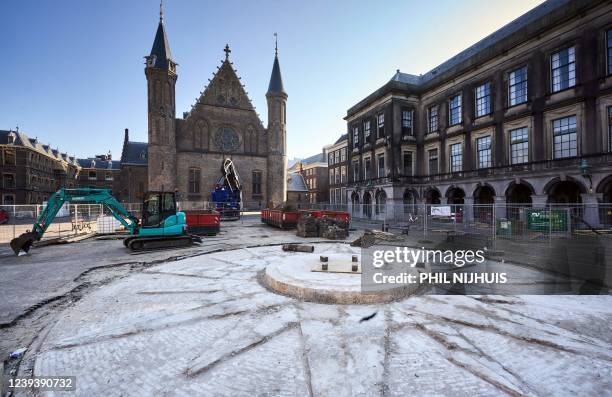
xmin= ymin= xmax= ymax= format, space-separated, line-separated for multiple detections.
xmin=10 ymin=188 xmax=200 ymax=255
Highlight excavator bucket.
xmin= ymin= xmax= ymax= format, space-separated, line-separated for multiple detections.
xmin=10 ymin=232 xmax=38 ymax=256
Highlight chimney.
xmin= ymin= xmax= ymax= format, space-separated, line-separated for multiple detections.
xmin=124 ymin=128 xmax=129 ymax=145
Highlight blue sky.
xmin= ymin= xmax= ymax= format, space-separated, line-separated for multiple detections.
xmin=0 ymin=0 xmax=543 ymax=160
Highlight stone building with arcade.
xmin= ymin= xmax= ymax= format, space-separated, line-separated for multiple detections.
xmin=345 ymin=0 xmax=612 ymax=227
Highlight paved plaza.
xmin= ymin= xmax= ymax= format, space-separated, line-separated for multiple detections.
xmin=0 ymin=218 xmax=611 ymax=396
xmin=24 ymin=240 xmax=612 ymax=396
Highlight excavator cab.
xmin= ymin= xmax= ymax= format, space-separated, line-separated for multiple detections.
xmin=141 ymin=192 xmax=178 ymax=228
xmin=123 ymin=190 xmax=199 ymax=250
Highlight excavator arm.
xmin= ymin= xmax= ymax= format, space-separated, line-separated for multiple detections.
xmin=220 ymin=158 xmax=242 ymax=194
xmin=10 ymin=188 xmax=139 ymax=255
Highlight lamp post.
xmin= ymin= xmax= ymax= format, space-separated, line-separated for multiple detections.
xmin=579 ymin=159 xmax=593 ymax=193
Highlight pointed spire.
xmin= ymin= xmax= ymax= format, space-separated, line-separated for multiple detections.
xmin=267 ymin=33 xmax=285 ymax=94
xmin=148 ymin=1 xmax=173 ymax=70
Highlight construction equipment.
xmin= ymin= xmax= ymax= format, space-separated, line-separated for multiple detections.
xmin=210 ymin=158 xmax=242 ymax=220
xmin=10 ymin=188 xmax=200 ymax=255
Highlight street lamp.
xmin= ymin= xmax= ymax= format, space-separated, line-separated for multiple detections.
xmin=579 ymin=159 xmax=593 ymax=193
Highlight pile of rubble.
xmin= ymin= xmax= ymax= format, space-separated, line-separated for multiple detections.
xmin=350 ymin=229 xmax=406 ymax=248
xmin=296 ymin=216 xmax=349 ymax=240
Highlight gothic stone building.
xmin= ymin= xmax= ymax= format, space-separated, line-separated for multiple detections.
xmin=345 ymin=0 xmax=612 ymax=227
xmin=139 ymin=11 xmax=287 ymax=208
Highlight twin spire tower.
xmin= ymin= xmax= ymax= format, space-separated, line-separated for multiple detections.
xmin=143 ymin=2 xmax=287 ymax=205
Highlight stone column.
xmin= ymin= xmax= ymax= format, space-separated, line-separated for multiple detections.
xmin=580 ymin=193 xmax=602 ymax=229
xmin=385 ymin=197 xmax=398 ymax=222
xmin=493 ymin=196 xmax=506 ymax=219
xmin=531 ymin=194 xmax=548 ymax=208
xmin=463 ymin=197 xmax=474 ymax=224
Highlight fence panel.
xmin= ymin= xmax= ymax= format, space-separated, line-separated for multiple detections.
xmin=1 ymin=201 xmax=610 ymax=246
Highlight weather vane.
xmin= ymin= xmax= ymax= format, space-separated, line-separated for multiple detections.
xmin=274 ymin=32 xmax=278 ymax=55
xmin=160 ymin=0 xmax=164 ymax=22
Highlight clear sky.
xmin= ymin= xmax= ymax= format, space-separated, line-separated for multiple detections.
xmin=0 ymin=0 xmax=544 ymax=161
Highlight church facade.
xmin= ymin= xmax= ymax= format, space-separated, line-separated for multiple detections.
xmin=120 ymin=9 xmax=287 ymax=208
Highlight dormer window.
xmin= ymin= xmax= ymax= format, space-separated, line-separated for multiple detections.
xmin=140 ymin=151 xmax=147 ymax=160
xmin=147 ymin=55 xmax=157 ymax=67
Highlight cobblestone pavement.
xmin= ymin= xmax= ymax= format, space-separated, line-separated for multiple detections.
xmin=32 ymin=243 xmax=612 ymax=397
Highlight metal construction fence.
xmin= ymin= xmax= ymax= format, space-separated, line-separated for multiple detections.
xmin=1 ymin=201 xmax=610 ymax=246
xmin=0 ymin=201 xmax=277 ymax=245
xmin=289 ymin=202 xmax=612 ymax=241
xmin=0 ymin=203 xmax=141 ymax=245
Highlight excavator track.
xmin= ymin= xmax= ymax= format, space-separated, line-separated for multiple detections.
xmin=126 ymin=235 xmax=200 ymax=251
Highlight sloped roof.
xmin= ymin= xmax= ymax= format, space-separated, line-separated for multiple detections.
xmin=334 ymin=133 xmax=348 ymax=144
xmin=120 ymin=141 xmax=148 ymax=165
xmin=0 ymin=130 xmax=79 ymax=165
xmin=189 ymin=56 xmax=257 ymax=114
xmin=287 ymin=172 xmax=308 ymax=192
xmin=301 ymin=152 xmax=326 ymax=165
xmin=149 ymin=20 xmax=173 ymax=70
xmin=77 ymin=158 xmax=121 ymax=170
xmin=267 ymin=54 xmax=285 ymax=94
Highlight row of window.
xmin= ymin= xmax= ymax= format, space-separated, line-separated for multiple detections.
xmin=329 ymin=188 xmax=347 ymax=205
xmin=86 ymin=171 xmax=114 ymax=181
xmin=349 ymin=112 xmax=593 ymax=180
xmin=327 ymin=148 xmax=347 ymax=165
xmin=329 ymin=166 xmax=347 ymax=185
xmin=353 ymin=40 xmax=606 ymax=142
xmin=351 ymin=153 xmax=388 ymax=182
xmin=429 ymin=46 xmax=578 ymax=132
xmin=428 ymin=115 xmax=576 ymax=175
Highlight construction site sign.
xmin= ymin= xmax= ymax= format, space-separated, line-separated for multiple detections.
xmin=525 ymin=208 xmax=568 ymax=232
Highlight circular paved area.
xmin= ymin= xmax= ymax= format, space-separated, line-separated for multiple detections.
xmin=34 ymin=243 xmax=612 ymax=396
xmin=263 ymin=250 xmax=417 ymax=304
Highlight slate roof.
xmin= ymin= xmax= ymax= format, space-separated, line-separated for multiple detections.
xmin=120 ymin=141 xmax=148 ymax=166
xmin=300 ymin=152 xmax=326 ymax=165
xmin=287 ymin=172 xmax=308 ymax=192
xmin=77 ymin=158 xmax=121 ymax=170
xmin=0 ymin=129 xmax=79 ymax=165
xmin=267 ymin=54 xmax=285 ymax=94
xmin=149 ymin=20 xmax=173 ymax=70
xmin=334 ymin=133 xmax=348 ymax=145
